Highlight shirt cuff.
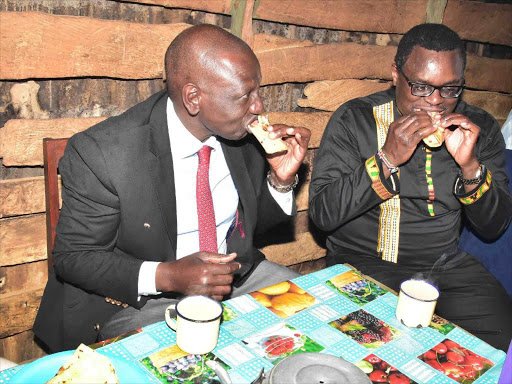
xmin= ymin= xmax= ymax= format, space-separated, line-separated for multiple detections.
xmin=365 ymin=155 xmax=399 ymax=200
xmin=267 ymin=181 xmax=294 ymax=215
xmin=138 ymin=261 xmax=161 ymax=299
xmin=454 ymin=167 xmax=492 ymax=205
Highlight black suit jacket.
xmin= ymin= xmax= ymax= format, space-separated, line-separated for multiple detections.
xmin=34 ymin=90 xmax=292 ymax=352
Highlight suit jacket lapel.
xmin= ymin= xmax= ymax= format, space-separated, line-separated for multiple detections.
xmin=221 ymin=140 xmax=257 ymax=233
xmin=145 ymin=93 xmax=177 ymax=257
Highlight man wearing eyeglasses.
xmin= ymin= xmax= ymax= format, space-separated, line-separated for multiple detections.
xmin=309 ymin=23 xmax=512 ymax=350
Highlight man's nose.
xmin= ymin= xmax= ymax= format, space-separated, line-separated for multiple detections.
xmin=424 ymin=89 xmax=443 ymax=105
xmin=250 ymin=94 xmax=264 ymax=115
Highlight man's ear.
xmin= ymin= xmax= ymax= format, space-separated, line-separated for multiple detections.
xmin=182 ymin=83 xmax=200 ymax=116
xmin=391 ymin=63 xmax=399 ymax=87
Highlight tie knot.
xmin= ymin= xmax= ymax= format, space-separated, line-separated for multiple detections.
xmin=198 ymin=145 xmax=212 ymax=164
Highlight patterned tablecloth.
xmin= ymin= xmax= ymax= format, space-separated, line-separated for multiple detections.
xmin=1 ymin=264 xmax=507 ymax=384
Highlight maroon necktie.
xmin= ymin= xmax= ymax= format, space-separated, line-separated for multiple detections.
xmin=196 ymin=145 xmax=218 ymax=252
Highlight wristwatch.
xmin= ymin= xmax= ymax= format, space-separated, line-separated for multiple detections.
xmin=459 ymin=164 xmax=485 ymax=185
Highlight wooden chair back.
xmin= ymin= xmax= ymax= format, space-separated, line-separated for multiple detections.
xmin=43 ymin=138 xmax=68 ymax=273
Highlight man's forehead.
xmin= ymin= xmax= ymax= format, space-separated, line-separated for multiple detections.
xmin=403 ymin=46 xmax=464 ymax=78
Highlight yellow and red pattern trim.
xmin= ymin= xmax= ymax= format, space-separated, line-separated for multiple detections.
xmin=459 ymin=170 xmax=492 ymax=205
xmin=425 ymin=147 xmax=435 ymax=216
xmin=365 ymin=155 xmax=394 ymax=200
xmin=373 ymin=101 xmax=400 ymax=263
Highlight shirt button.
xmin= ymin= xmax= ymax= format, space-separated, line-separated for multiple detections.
xmin=94 ymin=323 xmax=100 ymax=331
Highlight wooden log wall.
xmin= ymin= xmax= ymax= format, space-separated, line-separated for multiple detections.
xmin=1 ymin=0 xmax=511 ymax=363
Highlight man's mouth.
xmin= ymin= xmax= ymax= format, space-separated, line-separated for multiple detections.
xmin=246 ymin=116 xmax=258 ymax=132
xmin=413 ymin=107 xmax=444 ymax=114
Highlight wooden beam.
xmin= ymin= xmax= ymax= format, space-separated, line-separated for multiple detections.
xmin=230 ymin=0 xmax=256 ymax=50
xmin=425 ymin=0 xmax=448 ymax=24
xmin=262 ymin=231 xmax=326 ymax=266
xmin=0 ymin=117 xmax=106 ymax=166
xmin=0 ymin=261 xmax=48 ymax=297
xmin=297 ymin=80 xmax=512 ymax=121
xmin=124 ymin=0 xmax=511 ymax=45
xmin=0 ymin=329 xmax=47 ymax=364
xmin=0 ymin=288 xmax=44 ymax=338
xmin=1 ymin=12 xmax=509 ymax=92
xmin=0 ymin=12 xmax=191 ymax=80
xmin=267 ymin=112 xmax=331 ymax=150
xmin=0 ymin=176 xmax=61 ymax=218
xmin=259 ymin=43 xmax=396 ymax=86
xmin=0 ymin=214 xmax=46 ymax=267
xmin=0 ymin=113 xmax=328 ymax=167
xmin=298 ymin=79 xmax=391 ymax=111
xmin=444 ymin=0 xmax=512 ymax=47
xmin=0 ymin=12 xmax=309 ymax=81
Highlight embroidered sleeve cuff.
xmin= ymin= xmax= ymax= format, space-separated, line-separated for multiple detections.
xmin=455 ymin=168 xmax=492 ymax=205
xmin=365 ymin=155 xmax=399 ymax=200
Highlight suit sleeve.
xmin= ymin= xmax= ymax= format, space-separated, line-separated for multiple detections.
xmin=52 ymin=133 xmax=145 ymax=308
xmin=455 ymin=113 xmax=512 ymax=240
xmin=309 ymin=107 xmax=398 ymax=232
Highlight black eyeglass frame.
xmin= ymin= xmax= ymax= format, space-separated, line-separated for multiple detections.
xmin=398 ymin=68 xmax=465 ymax=99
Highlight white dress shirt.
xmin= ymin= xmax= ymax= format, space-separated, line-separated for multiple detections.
xmin=138 ymin=98 xmax=293 ymax=296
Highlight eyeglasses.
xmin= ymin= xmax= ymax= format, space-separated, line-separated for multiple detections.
xmin=399 ymin=68 xmax=464 ymax=98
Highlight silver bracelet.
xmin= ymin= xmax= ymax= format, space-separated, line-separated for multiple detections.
xmin=267 ymin=171 xmax=299 ymax=193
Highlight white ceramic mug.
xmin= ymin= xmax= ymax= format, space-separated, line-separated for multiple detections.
xmin=395 ymin=279 xmax=439 ymax=328
xmin=165 ymin=295 xmax=223 ymax=354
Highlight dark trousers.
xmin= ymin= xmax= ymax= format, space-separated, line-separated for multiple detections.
xmin=328 ymin=250 xmax=512 ymax=352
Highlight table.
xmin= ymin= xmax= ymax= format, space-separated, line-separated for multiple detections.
xmin=1 ymin=264 xmax=507 ymax=384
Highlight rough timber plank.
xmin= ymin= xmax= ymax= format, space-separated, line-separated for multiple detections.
xmin=126 ymin=0 xmax=510 ymax=45
xmin=0 ymin=11 xmax=309 ymax=81
xmin=0 ymin=288 xmax=44 ymax=338
xmin=443 ymin=0 xmax=512 ymax=47
xmin=0 ymin=214 xmax=46 ymax=267
xmin=0 ymin=12 xmax=190 ymax=80
xmin=0 ymin=117 xmax=106 ymax=166
xmin=297 ymin=80 xmax=512 ymax=120
xmin=298 ymin=80 xmax=391 ymax=111
xmin=295 ymin=150 xmax=314 ymax=212
xmin=0 ymin=113 xmax=328 ymax=167
xmin=0 ymin=260 xmax=48 ymax=297
xmin=2 ymin=12 xmax=509 ymax=92
xmin=259 ymin=43 xmax=396 ymax=86
xmin=267 ymin=112 xmax=331 ymax=150
xmin=0 ymin=176 xmax=61 ymax=218
xmin=124 ymin=0 xmax=427 ymax=34
xmin=262 ymin=231 xmax=326 ymax=266
xmin=0 ymin=330 xmax=47 ymax=364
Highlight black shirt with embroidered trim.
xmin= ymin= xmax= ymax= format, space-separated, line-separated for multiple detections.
xmin=309 ymin=88 xmax=512 ymax=267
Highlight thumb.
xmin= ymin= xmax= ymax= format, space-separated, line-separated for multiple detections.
xmin=202 ymin=252 xmax=237 ymax=264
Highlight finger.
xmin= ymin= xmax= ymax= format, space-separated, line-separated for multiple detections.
xmin=413 ymin=124 xmax=439 ymax=140
xmin=440 ymin=116 xmax=478 ymax=132
xmin=206 ymin=261 xmax=241 ymax=276
xmin=208 ymin=273 xmax=235 ymax=286
xmin=209 ymin=285 xmax=232 ymax=298
xmin=403 ymin=115 xmax=435 ymax=136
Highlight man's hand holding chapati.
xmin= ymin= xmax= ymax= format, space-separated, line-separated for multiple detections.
xmin=381 ymin=111 xmax=438 ymax=167
xmin=441 ymin=113 xmax=480 ymax=178
xmin=265 ymin=125 xmax=311 ymax=188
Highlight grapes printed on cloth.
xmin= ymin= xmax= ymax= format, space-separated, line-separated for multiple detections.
xmin=329 ymin=309 xmax=401 ymax=348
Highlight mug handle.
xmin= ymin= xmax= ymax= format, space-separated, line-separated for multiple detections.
xmin=165 ymin=304 xmax=177 ymax=331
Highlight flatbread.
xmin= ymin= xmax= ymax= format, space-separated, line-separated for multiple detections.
xmin=423 ymin=111 xmax=445 ymax=148
xmin=46 ymin=344 xmax=119 ymax=384
xmin=248 ymin=115 xmax=288 ymax=154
